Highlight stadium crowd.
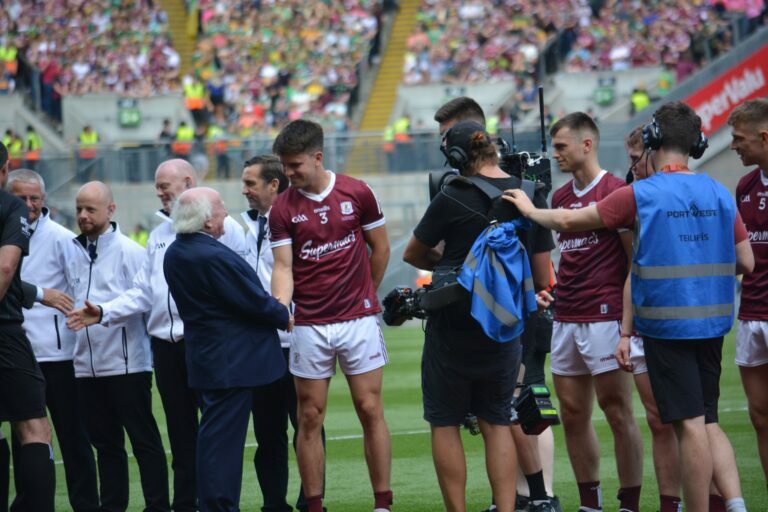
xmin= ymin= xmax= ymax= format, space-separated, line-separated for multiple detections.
xmin=2 ymin=0 xmax=179 ymax=96
xmin=188 ymin=0 xmax=383 ymax=135
xmin=404 ymin=0 xmax=767 ymax=86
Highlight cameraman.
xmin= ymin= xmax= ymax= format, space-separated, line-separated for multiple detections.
xmin=434 ymin=96 xmax=558 ymax=511
xmin=403 ymin=121 xmax=552 ymax=512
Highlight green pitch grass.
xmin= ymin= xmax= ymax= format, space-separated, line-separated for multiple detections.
xmin=5 ymin=326 xmax=767 ymax=510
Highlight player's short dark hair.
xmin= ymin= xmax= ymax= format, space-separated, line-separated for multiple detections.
xmin=626 ymin=125 xmax=644 ymax=149
xmin=653 ymin=101 xmax=701 ymax=155
xmin=728 ymin=98 xmax=768 ymax=130
xmin=0 ymin=142 xmax=7 ymax=169
xmin=550 ymin=112 xmax=600 ymax=145
xmin=243 ymin=154 xmax=288 ymax=193
xmin=272 ymin=119 xmax=324 ymax=156
xmin=434 ymin=97 xmax=486 ymax=126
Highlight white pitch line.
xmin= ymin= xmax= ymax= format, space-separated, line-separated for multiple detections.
xmin=48 ymin=405 xmax=750 ymax=466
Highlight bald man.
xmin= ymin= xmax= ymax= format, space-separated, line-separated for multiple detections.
xmin=67 ymin=159 xmax=245 ymax=511
xmin=65 ymin=181 xmax=171 ymax=511
xmin=164 ymin=187 xmax=289 ymax=511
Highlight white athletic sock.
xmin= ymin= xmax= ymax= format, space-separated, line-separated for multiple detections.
xmin=725 ymin=497 xmax=747 ymax=512
xmin=373 ymin=508 xmax=391 ymax=512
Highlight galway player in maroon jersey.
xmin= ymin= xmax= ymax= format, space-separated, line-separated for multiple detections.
xmin=547 ymin=113 xmax=643 ymax=512
xmin=269 ymin=120 xmax=392 ymax=512
xmin=729 ymin=99 xmax=768 ymax=488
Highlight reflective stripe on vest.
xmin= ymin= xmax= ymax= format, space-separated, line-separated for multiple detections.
xmin=634 ymin=303 xmax=733 ymax=320
xmin=632 ymin=262 xmax=735 ymax=280
xmin=632 ymin=172 xmax=736 ymax=339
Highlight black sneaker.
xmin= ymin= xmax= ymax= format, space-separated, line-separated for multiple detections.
xmin=549 ymin=495 xmax=562 ymax=512
xmin=528 ymin=500 xmax=556 ymax=512
xmin=515 ymin=495 xmax=531 ymax=512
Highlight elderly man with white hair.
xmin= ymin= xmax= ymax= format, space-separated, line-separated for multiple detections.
xmin=163 ymin=187 xmax=291 ymax=512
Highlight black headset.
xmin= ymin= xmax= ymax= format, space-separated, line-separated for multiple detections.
xmin=440 ymin=140 xmax=470 ymax=171
xmin=642 ymin=117 xmax=709 ymax=159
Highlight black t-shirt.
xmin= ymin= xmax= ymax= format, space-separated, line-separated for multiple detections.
xmin=0 ymin=190 xmax=30 ymax=323
xmin=414 ymin=175 xmax=554 ymax=267
xmin=413 ymin=175 xmax=554 ymax=355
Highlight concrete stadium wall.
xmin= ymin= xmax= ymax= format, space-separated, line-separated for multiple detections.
xmin=0 ymin=95 xmax=69 ymax=152
xmin=62 ymin=93 xmax=192 ymax=144
xmin=393 ymin=83 xmax=517 ymax=129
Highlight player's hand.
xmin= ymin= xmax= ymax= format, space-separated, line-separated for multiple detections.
xmin=41 ymin=288 xmax=74 ymax=314
xmin=536 ymin=290 xmax=554 ymax=309
xmin=615 ymin=335 xmax=633 ymax=373
xmin=66 ymin=300 xmax=101 ymax=331
xmin=502 ymin=189 xmax=535 ymax=217
xmin=286 ymin=313 xmax=295 ymax=333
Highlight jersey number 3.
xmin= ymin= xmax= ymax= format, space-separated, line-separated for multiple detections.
xmin=319 ymin=211 xmax=328 ymax=224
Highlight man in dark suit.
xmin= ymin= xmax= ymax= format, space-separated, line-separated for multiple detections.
xmin=163 ymin=187 xmax=291 ymax=512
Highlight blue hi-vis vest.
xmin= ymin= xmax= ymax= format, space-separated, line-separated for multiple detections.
xmin=632 ymin=172 xmax=736 ymax=339
xmin=457 ymin=219 xmax=537 ymax=342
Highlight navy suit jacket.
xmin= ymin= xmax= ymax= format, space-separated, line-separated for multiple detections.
xmin=163 ymin=232 xmax=288 ymax=389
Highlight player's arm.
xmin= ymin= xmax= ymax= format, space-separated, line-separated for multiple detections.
xmin=735 ymin=239 xmax=754 ymax=275
xmin=0 ymin=245 xmax=22 ymax=302
xmin=615 ymin=273 xmax=634 ymax=372
xmin=363 ymin=225 xmax=390 ymax=291
xmin=271 ymin=244 xmax=294 ymax=308
xmin=530 ymin=251 xmax=551 ymax=292
xmin=503 ymin=189 xmax=605 ymax=232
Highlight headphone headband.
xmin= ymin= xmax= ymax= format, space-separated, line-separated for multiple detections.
xmin=642 ymin=116 xmax=708 ymax=159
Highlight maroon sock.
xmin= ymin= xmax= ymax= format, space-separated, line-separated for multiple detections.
xmin=577 ymin=481 xmax=601 ymax=509
xmin=709 ymin=494 xmax=726 ymax=512
xmin=306 ymin=494 xmax=324 ymax=512
xmin=660 ymin=494 xmax=681 ymax=512
xmin=617 ymin=486 xmax=641 ymax=511
xmin=374 ymin=489 xmax=393 ymax=510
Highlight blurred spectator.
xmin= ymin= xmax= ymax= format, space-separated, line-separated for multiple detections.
xmin=190 ymin=0 xmax=380 ymax=135
xmin=24 ymin=125 xmax=41 ymax=169
xmin=630 ymin=84 xmax=650 ymax=116
xmin=0 ymin=0 xmax=180 ymax=100
xmin=405 ymin=0 xmax=756 ymax=92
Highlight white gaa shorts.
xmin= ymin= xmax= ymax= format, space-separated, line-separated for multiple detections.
xmin=290 ymin=315 xmax=388 ymax=379
xmin=551 ymin=321 xmax=621 ymax=376
xmin=735 ymin=320 xmax=768 ymax=367
xmin=629 ymin=335 xmax=647 ymax=375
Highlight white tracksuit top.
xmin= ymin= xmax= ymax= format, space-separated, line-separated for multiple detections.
xmin=241 ymin=209 xmax=291 ymax=348
xmin=19 ymin=209 xmax=77 ymax=362
xmin=100 ymin=210 xmax=246 ymax=342
xmin=65 ymin=223 xmax=151 ymax=378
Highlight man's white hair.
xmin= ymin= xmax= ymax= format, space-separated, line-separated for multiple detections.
xmin=6 ymin=168 xmax=46 ymax=195
xmin=171 ymin=189 xmax=212 ymax=234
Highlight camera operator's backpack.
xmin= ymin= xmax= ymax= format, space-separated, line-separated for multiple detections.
xmin=419 ymin=174 xmax=538 ymax=341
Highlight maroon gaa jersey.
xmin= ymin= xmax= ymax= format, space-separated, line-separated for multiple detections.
xmin=551 ymin=171 xmax=628 ymax=322
xmin=737 ymin=168 xmax=768 ymax=320
xmin=269 ymin=172 xmax=385 ymax=325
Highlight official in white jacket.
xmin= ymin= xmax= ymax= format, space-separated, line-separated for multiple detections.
xmin=66 ymin=181 xmax=170 ymax=512
xmin=8 ymin=169 xmax=98 ymax=511
xmin=241 ymin=155 xmax=324 ymax=512
xmin=67 ymin=159 xmax=245 ymax=512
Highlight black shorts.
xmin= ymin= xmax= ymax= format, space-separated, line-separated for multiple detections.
xmin=644 ymin=336 xmax=723 ymax=424
xmin=0 ymin=324 xmax=47 ymax=422
xmin=521 ymin=315 xmax=553 ymax=386
xmin=422 ymin=323 xmax=522 ymax=427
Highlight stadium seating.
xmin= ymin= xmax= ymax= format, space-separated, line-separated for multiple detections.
xmin=10 ymin=0 xmax=180 ymax=97
xmin=404 ymin=0 xmax=758 ymax=86
xmin=191 ymin=0 xmax=381 ymax=134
